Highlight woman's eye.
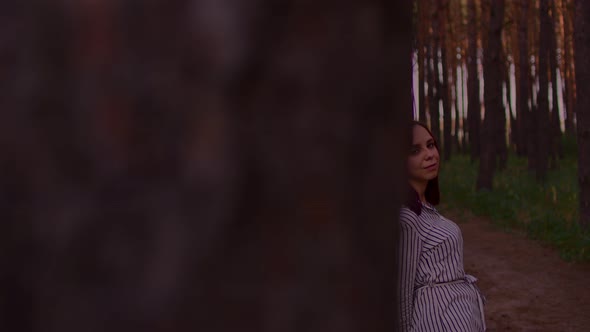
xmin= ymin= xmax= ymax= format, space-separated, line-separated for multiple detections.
xmin=427 ymin=142 xmax=435 ymax=148
xmin=410 ymin=148 xmax=420 ymax=155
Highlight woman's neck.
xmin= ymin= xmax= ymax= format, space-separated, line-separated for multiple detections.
xmin=409 ymin=181 xmax=427 ymax=202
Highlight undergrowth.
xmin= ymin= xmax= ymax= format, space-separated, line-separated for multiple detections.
xmin=438 ymin=152 xmax=590 ymax=262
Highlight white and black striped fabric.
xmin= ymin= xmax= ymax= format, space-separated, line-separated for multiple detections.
xmin=399 ymin=203 xmax=486 ymax=331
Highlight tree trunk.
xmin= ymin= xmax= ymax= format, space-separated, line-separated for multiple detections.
xmin=563 ymin=0 xmax=576 ymax=135
xmin=508 ymin=1 xmax=519 ymax=152
xmin=510 ymin=1 xmax=522 ymax=152
xmin=517 ymin=0 xmax=531 ymax=156
xmin=440 ymin=0 xmax=452 ymax=160
xmin=527 ymin=3 xmax=539 ymax=172
xmin=480 ymin=0 xmax=491 ymax=52
xmin=477 ymin=0 xmax=505 ymax=190
xmin=535 ymin=0 xmax=551 ymax=181
xmin=467 ymin=0 xmax=481 ymax=161
xmin=447 ymin=1 xmax=461 ymax=155
xmin=460 ymin=59 xmax=468 ymax=151
xmin=454 ymin=81 xmax=462 ymax=154
xmin=507 ymin=56 xmax=517 ymax=150
xmin=0 ymin=1 xmax=410 ymax=331
xmin=418 ymin=0 xmax=427 ymax=123
xmin=427 ymin=38 xmax=436 ymax=131
xmin=497 ymin=48 xmax=509 ymax=171
xmin=528 ymin=84 xmax=539 ymax=171
xmin=549 ymin=0 xmax=563 ymax=162
xmin=450 ymin=0 xmax=463 ymax=154
xmin=509 ymin=103 xmax=517 ymax=150
xmin=430 ymin=0 xmax=442 ymax=142
xmin=575 ymin=0 xmax=590 ymax=230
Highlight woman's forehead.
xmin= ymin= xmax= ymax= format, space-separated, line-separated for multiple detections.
xmin=412 ymin=125 xmax=433 ymax=144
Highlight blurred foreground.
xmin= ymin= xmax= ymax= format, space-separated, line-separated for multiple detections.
xmin=0 ymin=1 xmax=411 ymax=331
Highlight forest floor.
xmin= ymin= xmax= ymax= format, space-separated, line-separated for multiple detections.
xmin=445 ymin=209 xmax=590 ymax=331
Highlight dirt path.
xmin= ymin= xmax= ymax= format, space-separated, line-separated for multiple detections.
xmin=444 ymin=209 xmax=590 ymax=332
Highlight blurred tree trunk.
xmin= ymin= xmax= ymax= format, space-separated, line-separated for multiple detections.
xmin=480 ymin=0 xmax=491 ymax=53
xmin=430 ymin=0 xmax=442 ymax=141
xmin=440 ymin=0 xmax=452 ymax=160
xmin=460 ymin=54 xmax=468 ymax=151
xmin=418 ymin=0 xmax=427 ymax=123
xmin=467 ymin=0 xmax=481 ymax=161
xmin=450 ymin=0 xmax=462 ymax=154
xmin=575 ymin=0 xmax=590 ymax=230
xmin=534 ymin=0 xmax=551 ymax=181
xmin=517 ymin=0 xmax=531 ymax=156
xmin=454 ymin=74 xmax=462 ymax=153
xmin=0 ymin=1 xmax=410 ymax=331
xmin=457 ymin=0 xmax=467 ymax=154
xmin=456 ymin=46 xmax=461 ymax=153
xmin=549 ymin=0 xmax=563 ymax=163
xmin=563 ymin=0 xmax=576 ymax=136
xmin=511 ymin=1 xmax=520 ymax=152
xmin=509 ymin=103 xmax=517 ymax=150
xmin=454 ymin=96 xmax=461 ymax=153
xmin=501 ymin=3 xmax=516 ymax=155
xmin=527 ymin=2 xmax=539 ymax=172
xmin=528 ymin=83 xmax=538 ymax=171
xmin=427 ymin=35 xmax=436 ymax=130
xmin=506 ymin=1 xmax=517 ymax=151
xmin=497 ymin=48 xmax=508 ymax=171
xmin=506 ymin=54 xmax=516 ymax=151
xmin=499 ymin=1 xmax=513 ymax=164
xmin=477 ymin=0 xmax=505 ymax=190
xmin=454 ymin=60 xmax=462 ymax=153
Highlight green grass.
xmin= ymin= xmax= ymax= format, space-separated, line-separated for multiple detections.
xmin=438 ymin=153 xmax=590 ymax=262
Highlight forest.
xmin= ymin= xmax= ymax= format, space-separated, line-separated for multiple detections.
xmin=412 ymin=1 xmax=590 ymax=328
xmin=412 ymin=0 xmax=589 ymax=232
xmin=0 ymin=0 xmax=588 ymax=331
xmin=413 ymin=0 xmax=574 ymax=179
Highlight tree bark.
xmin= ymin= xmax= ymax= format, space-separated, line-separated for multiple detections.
xmin=460 ymin=55 xmax=468 ymax=151
xmin=426 ymin=36 xmax=436 ymax=130
xmin=454 ymin=79 xmax=462 ymax=154
xmin=497 ymin=48 xmax=508 ymax=171
xmin=535 ymin=0 xmax=551 ymax=181
xmin=517 ymin=0 xmax=531 ymax=156
xmin=0 ymin=1 xmax=410 ymax=331
xmin=506 ymin=53 xmax=516 ymax=150
xmin=439 ymin=0 xmax=452 ymax=160
xmin=575 ymin=0 xmax=590 ymax=230
xmin=528 ymin=2 xmax=539 ymax=172
xmin=563 ymin=0 xmax=576 ymax=135
xmin=549 ymin=0 xmax=563 ymax=163
xmin=418 ymin=0 xmax=427 ymax=123
xmin=430 ymin=0 xmax=442 ymax=142
xmin=477 ymin=0 xmax=505 ymax=190
xmin=467 ymin=0 xmax=481 ymax=161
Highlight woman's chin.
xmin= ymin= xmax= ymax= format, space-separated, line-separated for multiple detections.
xmin=425 ymin=172 xmax=438 ymax=180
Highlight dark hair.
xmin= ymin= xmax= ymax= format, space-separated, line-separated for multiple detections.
xmin=404 ymin=121 xmax=440 ymax=215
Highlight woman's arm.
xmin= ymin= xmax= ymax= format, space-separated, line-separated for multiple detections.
xmin=398 ymin=209 xmax=422 ymax=331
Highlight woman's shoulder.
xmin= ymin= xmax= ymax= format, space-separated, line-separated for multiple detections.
xmin=399 ymin=205 xmax=437 ymax=235
xmin=399 ymin=206 xmax=420 ymax=226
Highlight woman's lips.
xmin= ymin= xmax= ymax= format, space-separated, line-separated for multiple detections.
xmin=424 ymin=163 xmax=438 ymax=170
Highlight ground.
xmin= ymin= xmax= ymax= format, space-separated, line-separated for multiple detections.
xmin=444 ymin=209 xmax=590 ymax=331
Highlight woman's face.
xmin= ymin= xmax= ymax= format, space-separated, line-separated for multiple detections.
xmin=407 ymin=125 xmax=439 ymax=187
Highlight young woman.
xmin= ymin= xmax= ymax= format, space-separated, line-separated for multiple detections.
xmin=399 ymin=121 xmax=486 ymax=331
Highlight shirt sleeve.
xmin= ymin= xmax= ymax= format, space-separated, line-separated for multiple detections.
xmin=398 ymin=209 xmax=422 ymax=331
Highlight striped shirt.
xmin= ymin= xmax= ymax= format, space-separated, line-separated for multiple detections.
xmin=399 ymin=203 xmax=486 ymax=331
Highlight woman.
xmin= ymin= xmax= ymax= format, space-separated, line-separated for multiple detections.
xmin=399 ymin=121 xmax=486 ymax=331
